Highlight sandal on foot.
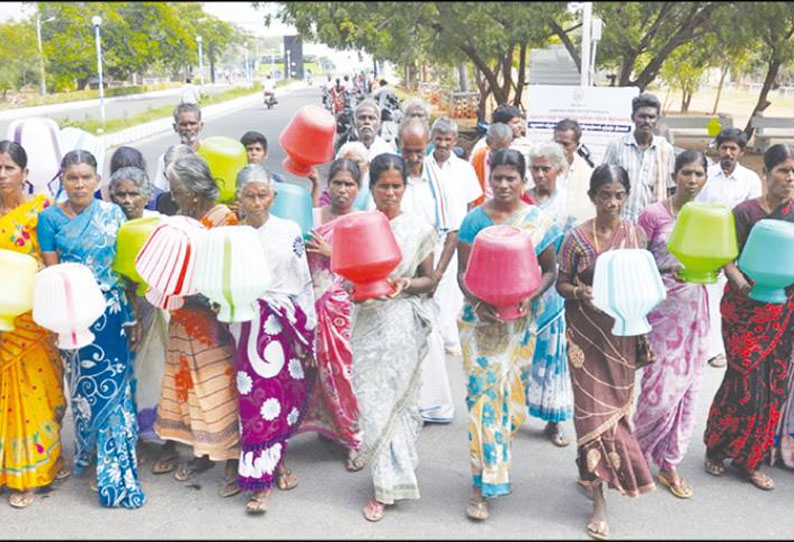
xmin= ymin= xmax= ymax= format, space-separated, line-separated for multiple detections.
xmin=704 ymin=457 xmax=725 ymax=477
xmin=276 ymin=468 xmax=298 ymax=490
xmin=657 ymin=471 xmax=693 ymax=499
xmin=219 ymin=477 xmax=240 ymax=498
xmin=587 ymin=519 xmax=610 ymax=541
xmin=708 ymin=354 xmax=726 ymax=368
xmin=245 ymin=492 xmax=270 ymax=514
xmin=54 ymin=457 xmax=71 ymax=481
xmin=544 ymin=424 xmax=570 ymax=447
xmin=747 ymin=470 xmax=774 ymax=491
xmin=345 ymin=452 xmax=365 ymax=472
xmin=466 ymin=498 xmax=489 ymax=521
xmin=152 ymin=451 xmax=179 ymax=475
xmin=8 ymin=491 xmax=35 ymax=509
xmin=174 ymin=457 xmax=214 ymax=482
xmin=363 ymin=500 xmax=385 ymax=522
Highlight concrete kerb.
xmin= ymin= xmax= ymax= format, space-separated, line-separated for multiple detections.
xmin=102 ymin=81 xmax=305 ymax=149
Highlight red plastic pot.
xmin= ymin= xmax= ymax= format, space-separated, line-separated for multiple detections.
xmin=279 ymin=105 xmax=336 ymax=176
xmin=330 ymin=211 xmax=403 ymax=301
xmin=463 ymin=225 xmax=541 ymax=321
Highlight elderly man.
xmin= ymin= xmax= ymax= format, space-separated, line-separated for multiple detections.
xmin=470 ymin=122 xmax=513 ymax=205
xmin=399 ymin=118 xmax=457 ymax=423
xmin=696 ymin=128 xmax=762 ymax=368
xmin=554 ymin=118 xmax=595 ymax=223
xmin=602 ymin=92 xmax=676 ymax=222
xmin=354 ymin=99 xmax=396 ymax=159
xmin=426 ymin=117 xmax=483 ymax=356
xmin=151 ymin=103 xmax=204 ymax=199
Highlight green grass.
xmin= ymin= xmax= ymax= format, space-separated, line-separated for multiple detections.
xmin=0 ymin=82 xmax=182 ymax=111
xmin=59 ymin=85 xmax=262 ymax=135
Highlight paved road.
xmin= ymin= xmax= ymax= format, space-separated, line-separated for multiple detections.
xmin=0 ymin=84 xmax=237 ymax=141
xmin=4 ymin=87 xmax=793 ymax=539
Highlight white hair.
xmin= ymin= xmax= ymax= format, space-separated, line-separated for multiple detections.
xmin=528 ymin=141 xmax=569 ymax=175
xmin=235 ymin=164 xmax=276 ymax=195
xmin=335 ymin=141 xmax=369 ymax=161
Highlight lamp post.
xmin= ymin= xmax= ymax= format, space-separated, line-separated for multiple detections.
xmin=196 ymin=35 xmax=205 ymax=87
xmin=36 ymin=11 xmax=56 ymax=96
xmin=91 ymin=16 xmax=106 ymax=128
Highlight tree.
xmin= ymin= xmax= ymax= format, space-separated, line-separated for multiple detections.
xmin=0 ymin=19 xmax=39 ymax=98
xmin=273 ymin=2 xmax=572 ymax=112
xmin=659 ymin=42 xmax=710 ymax=113
xmin=735 ymin=2 xmax=794 ymax=139
xmin=586 ymin=2 xmax=723 ymax=91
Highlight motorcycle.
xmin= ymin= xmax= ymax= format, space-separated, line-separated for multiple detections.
xmin=263 ymin=90 xmax=277 ymax=109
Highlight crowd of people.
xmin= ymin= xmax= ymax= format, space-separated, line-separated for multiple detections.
xmin=1 ymin=86 xmax=794 ymax=540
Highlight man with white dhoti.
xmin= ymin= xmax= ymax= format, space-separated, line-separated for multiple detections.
xmin=696 ymin=128 xmax=762 ymax=368
xmin=398 ymin=118 xmax=458 ymax=423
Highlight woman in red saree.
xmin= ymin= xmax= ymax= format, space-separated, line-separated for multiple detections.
xmin=704 ymin=143 xmax=794 ymax=490
xmin=301 ymin=158 xmax=364 ymax=471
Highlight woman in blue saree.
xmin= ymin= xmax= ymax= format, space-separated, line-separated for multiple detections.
xmin=37 ymin=150 xmax=145 ymax=509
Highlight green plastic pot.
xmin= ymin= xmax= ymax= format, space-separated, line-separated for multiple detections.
xmin=113 ymin=216 xmax=162 ymax=296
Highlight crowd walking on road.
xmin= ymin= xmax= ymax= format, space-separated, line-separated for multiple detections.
xmin=3 ymin=85 xmax=794 ymax=541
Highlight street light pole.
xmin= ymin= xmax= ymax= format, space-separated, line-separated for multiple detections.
xmin=36 ymin=11 xmax=55 ymax=96
xmin=196 ymin=35 xmax=204 ymax=87
xmin=91 ymin=16 xmax=106 ymax=128
xmin=580 ymin=2 xmax=592 ymax=88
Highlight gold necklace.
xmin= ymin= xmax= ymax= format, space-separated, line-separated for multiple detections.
xmin=591 ymin=220 xmax=600 ymax=253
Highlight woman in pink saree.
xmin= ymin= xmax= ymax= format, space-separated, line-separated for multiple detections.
xmin=632 ymin=150 xmax=710 ymax=499
xmin=301 ymin=158 xmax=364 ymax=471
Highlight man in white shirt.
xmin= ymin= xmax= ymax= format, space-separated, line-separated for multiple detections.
xmin=427 ymin=116 xmax=482 ymax=356
xmin=554 ymin=119 xmax=595 ymax=223
xmin=602 ymin=92 xmax=676 ymax=223
xmin=696 ymin=128 xmax=762 ymax=368
xmin=151 ymin=103 xmax=204 ymax=202
xmin=354 ymin=99 xmax=396 ymax=159
xmin=179 ymin=77 xmax=201 ymax=105
xmin=399 ymin=118 xmax=456 ymax=423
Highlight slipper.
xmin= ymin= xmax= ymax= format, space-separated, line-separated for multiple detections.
xmin=544 ymin=424 xmax=570 ymax=447
xmin=152 ymin=451 xmax=179 ymax=475
xmin=657 ymin=471 xmax=693 ymax=499
xmin=8 ymin=491 xmax=35 ymax=509
xmin=746 ymin=469 xmax=774 ymax=491
xmin=219 ymin=477 xmax=241 ymax=498
xmin=276 ymin=468 xmax=298 ymax=490
xmin=466 ymin=498 xmax=489 ymax=521
xmin=345 ymin=452 xmax=365 ymax=472
xmin=245 ymin=491 xmax=270 ymax=514
xmin=704 ymin=457 xmax=725 ymax=477
xmin=363 ymin=500 xmax=385 ymax=522
xmin=54 ymin=461 xmax=71 ymax=481
xmin=587 ymin=519 xmax=610 ymax=541
xmin=174 ymin=457 xmax=214 ymax=482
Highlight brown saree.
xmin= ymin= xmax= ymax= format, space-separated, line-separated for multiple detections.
xmin=558 ymin=220 xmax=655 ymax=497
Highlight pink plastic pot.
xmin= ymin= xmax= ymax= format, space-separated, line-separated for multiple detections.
xmin=279 ymin=105 xmax=336 ymax=176
xmin=330 ymin=211 xmax=402 ymax=301
xmin=463 ymin=225 xmax=541 ymax=321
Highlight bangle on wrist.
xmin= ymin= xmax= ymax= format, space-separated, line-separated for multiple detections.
xmin=573 ymin=286 xmax=580 ymax=300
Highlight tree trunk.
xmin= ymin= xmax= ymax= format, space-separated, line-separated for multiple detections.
xmin=619 ymin=53 xmax=636 ymax=87
xmin=458 ymin=61 xmax=468 ymax=91
xmin=548 ymin=20 xmax=581 ymax=73
xmin=513 ymin=42 xmax=527 ymax=108
xmin=711 ymin=63 xmax=729 ymax=115
xmin=744 ymin=56 xmax=781 ymax=140
xmin=682 ymin=90 xmax=693 ymax=113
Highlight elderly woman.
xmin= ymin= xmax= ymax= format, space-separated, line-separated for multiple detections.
xmin=154 ymin=144 xmax=194 ymax=216
xmin=229 ymin=165 xmax=317 ymax=514
xmin=300 ymin=158 xmax=364 ymax=472
xmin=0 ymin=141 xmax=65 ymax=509
xmin=402 ymin=98 xmax=432 ymax=123
xmin=37 ymin=150 xmax=145 ymax=508
xmin=521 ymin=142 xmax=575 ymax=448
xmin=470 ymin=123 xmax=514 ymax=206
xmin=705 ymin=143 xmax=794 ymax=489
xmin=457 ymin=148 xmax=559 ymax=521
xmin=108 ymin=166 xmax=167 ymax=449
xmin=631 ymin=151 xmax=710 ymax=500
xmin=353 ymin=153 xmax=437 ymax=522
xmin=556 ymin=164 xmax=654 ymax=540
xmin=152 ymin=154 xmax=240 ymax=499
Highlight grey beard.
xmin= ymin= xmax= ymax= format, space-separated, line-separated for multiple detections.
xmin=180 ymin=133 xmax=198 ymax=146
xmin=720 ymin=157 xmax=735 ymax=171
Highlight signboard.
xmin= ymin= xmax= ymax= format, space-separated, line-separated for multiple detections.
xmin=525 ymin=85 xmax=640 ymax=165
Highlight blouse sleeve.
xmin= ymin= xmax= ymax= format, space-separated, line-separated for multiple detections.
xmin=557 ymin=230 xmax=580 ymax=275
xmin=637 ymin=208 xmax=656 ymax=246
xmin=457 ymin=208 xmax=484 ymax=245
xmin=36 ymin=208 xmax=57 ymax=253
